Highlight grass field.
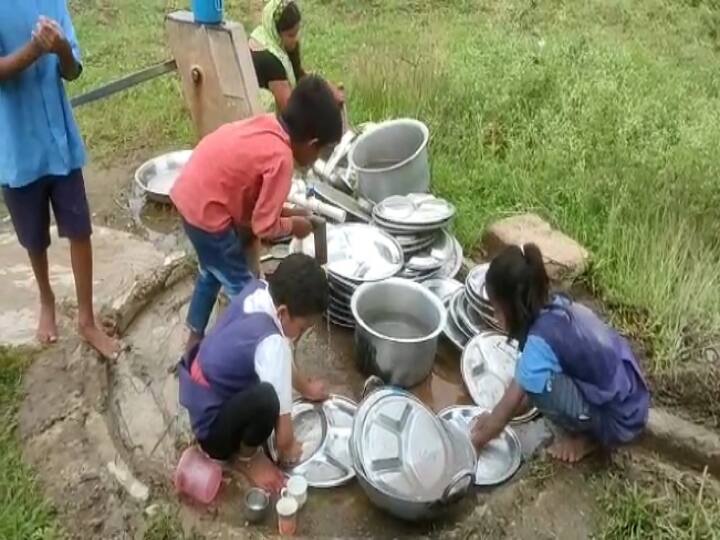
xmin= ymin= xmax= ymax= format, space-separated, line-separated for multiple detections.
xmin=3 ymin=0 xmax=720 ymax=536
xmin=68 ymin=0 xmax=720 ymax=373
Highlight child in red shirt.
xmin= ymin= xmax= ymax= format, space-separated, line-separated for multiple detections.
xmin=171 ymin=76 xmax=342 ymax=350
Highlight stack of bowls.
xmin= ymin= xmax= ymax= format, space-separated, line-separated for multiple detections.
xmin=290 ymin=223 xmax=404 ymax=328
xmin=372 ymin=194 xmax=463 ymax=281
xmin=447 ymin=263 xmax=502 ymax=341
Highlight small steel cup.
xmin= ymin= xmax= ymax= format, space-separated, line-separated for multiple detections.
xmin=244 ymin=487 xmax=270 ymax=524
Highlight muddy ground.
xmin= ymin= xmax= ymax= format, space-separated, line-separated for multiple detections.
xmin=6 ymin=160 xmax=720 ymax=539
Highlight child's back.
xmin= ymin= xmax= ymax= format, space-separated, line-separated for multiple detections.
xmin=171 ymin=114 xmax=295 ymax=239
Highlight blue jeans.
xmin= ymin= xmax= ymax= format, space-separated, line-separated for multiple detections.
xmin=528 ymin=374 xmax=600 ymax=437
xmin=183 ymin=220 xmax=253 ymax=335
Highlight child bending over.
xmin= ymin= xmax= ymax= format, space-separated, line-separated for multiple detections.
xmin=179 ymin=254 xmax=330 ymax=492
xmin=471 ymin=244 xmax=650 ymax=463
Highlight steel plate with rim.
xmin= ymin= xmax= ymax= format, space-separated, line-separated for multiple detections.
xmin=134 ymin=150 xmax=192 ymax=203
xmin=373 ymin=194 xmax=456 ymax=226
xmin=268 ymin=402 xmax=328 ymax=467
xmin=461 ymin=332 xmax=539 ymax=423
xmin=465 ymin=263 xmax=491 ymax=303
xmin=289 ymin=224 xmax=403 ymax=282
xmin=449 ymin=289 xmax=475 ymax=339
xmin=269 ymin=396 xmax=358 ymax=487
xmin=439 ymin=406 xmax=522 ymax=486
xmin=421 ymin=278 xmax=464 ymax=305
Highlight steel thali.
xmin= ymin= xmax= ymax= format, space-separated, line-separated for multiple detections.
xmin=134 ymin=150 xmax=192 ymax=204
xmin=268 ymin=396 xmax=358 ymax=487
xmin=461 ymin=332 xmax=539 ymax=423
xmin=439 ymin=406 xmax=522 ymax=486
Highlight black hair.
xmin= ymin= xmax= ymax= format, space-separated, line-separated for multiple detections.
xmin=485 ymin=243 xmax=549 ymax=348
xmin=276 ymin=1 xmax=301 ymax=33
xmin=280 ymin=75 xmax=342 ymax=146
xmin=268 ymin=253 xmax=329 ymax=317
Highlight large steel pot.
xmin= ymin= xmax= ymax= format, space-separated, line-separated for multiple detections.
xmin=350 ymin=387 xmax=475 ymax=521
xmin=351 ymin=278 xmax=446 ymax=388
xmin=349 ymin=119 xmax=430 ymax=203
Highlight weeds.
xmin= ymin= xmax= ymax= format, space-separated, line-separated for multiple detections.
xmin=596 ymin=466 xmax=720 ymax=539
xmin=0 ymin=348 xmax=60 ymax=540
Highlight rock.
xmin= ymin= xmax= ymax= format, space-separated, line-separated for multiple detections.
xmin=107 ymin=458 xmax=150 ymax=501
xmin=642 ymin=408 xmax=720 ymax=478
xmin=482 ymin=213 xmax=589 ymax=281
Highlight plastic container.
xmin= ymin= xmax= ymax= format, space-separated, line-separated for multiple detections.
xmin=191 ymin=0 xmax=224 ymax=24
xmin=276 ymin=495 xmax=299 ymax=536
xmin=173 ymin=446 xmax=222 ymax=504
xmin=349 ymin=119 xmax=430 ymax=203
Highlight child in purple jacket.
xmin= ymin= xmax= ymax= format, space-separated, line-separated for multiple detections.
xmin=471 ymin=244 xmax=650 ymax=462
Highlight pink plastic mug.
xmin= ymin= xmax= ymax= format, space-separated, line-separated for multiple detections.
xmin=173 ymin=447 xmax=222 ymax=504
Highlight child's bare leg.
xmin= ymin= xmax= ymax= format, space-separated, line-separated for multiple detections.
xmin=28 ymin=249 xmax=57 ymax=344
xmin=70 ymin=237 xmax=119 ymax=359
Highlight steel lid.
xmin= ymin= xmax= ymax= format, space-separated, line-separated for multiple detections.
xmin=439 ymin=406 xmax=522 ymax=486
xmin=289 ymin=224 xmax=403 ymax=282
xmin=352 ymin=390 xmax=457 ymax=502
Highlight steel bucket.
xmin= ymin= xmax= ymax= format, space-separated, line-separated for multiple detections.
xmin=351 ymin=278 xmax=446 ymax=388
xmin=349 ymin=119 xmax=430 ymax=203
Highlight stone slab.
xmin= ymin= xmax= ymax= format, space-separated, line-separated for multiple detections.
xmin=0 ymin=226 xmax=165 ymax=346
xmin=482 ymin=213 xmax=589 ymax=281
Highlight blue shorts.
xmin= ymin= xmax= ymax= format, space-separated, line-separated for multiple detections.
xmin=2 ymin=169 xmax=92 ymax=253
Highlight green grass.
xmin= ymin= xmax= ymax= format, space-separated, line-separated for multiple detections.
xmin=66 ymin=0 xmax=720 ymax=372
xmin=596 ymin=467 xmax=720 ymax=539
xmin=0 ymin=349 xmax=60 ymax=540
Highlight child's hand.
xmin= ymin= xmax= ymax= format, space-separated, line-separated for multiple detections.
xmin=301 ymin=377 xmax=328 ymax=402
xmin=32 ymin=17 xmax=66 ymax=55
xmin=470 ymin=412 xmax=493 ymax=450
xmin=279 ymin=439 xmax=303 ymax=465
xmin=290 ymin=216 xmax=313 ymax=239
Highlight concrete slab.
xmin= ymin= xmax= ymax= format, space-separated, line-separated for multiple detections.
xmin=0 ymin=226 xmax=166 ymax=346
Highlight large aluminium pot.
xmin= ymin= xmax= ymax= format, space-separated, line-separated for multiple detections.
xmin=349 ymin=119 xmax=430 ymax=203
xmin=351 ymin=278 xmax=446 ymax=388
xmin=350 ymin=387 xmax=475 ymax=521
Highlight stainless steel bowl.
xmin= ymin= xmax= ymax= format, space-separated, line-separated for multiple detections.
xmin=351 ymin=278 xmax=446 ymax=388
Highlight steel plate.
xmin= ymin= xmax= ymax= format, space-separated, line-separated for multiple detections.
xmin=269 ymin=397 xmax=358 ymax=487
xmin=457 ymin=293 xmax=494 ymax=336
xmin=353 ymin=390 xmax=456 ymax=501
xmin=289 ymin=224 xmax=403 ymax=282
xmin=373 ymin=194 xmax=456 ymax=226
xmin=466 ymin=263 xmax=491 ymax=303
xmin=268 ymin=402 xmax=327 ymax=467
xmin=421 ymin=278 xmax=464 ymax=305
xmin=449 ymin=289 xmax=476 ymax=339
xmin=436 ymin=236 xmax=464 ymax=279
xmin=134 ymin=150 xmax=192 ymax=203
xmin=438 ymin=406 xmax=522 ymax=486
xmin=311 ymin=181 xmax=372 ymax=222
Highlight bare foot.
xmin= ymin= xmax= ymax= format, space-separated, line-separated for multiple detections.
xmin=79 ymin=322 xmax=120 ymax=360
xmin=547 ymin=434 xmax=597 ymax=463
xmin=237 ymin=451 xmax=285 ymax=494
xmin=37 ymin=298 xmax=58 ymax=345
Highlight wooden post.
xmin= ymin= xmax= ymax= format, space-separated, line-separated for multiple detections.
xmin=166 ymin=11 xmax=261 ymax=138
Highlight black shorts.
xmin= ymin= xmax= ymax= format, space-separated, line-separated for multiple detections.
xmin=2 ymin=169 xmax=92 ymax=253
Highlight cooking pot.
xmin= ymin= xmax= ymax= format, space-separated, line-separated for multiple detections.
xmin=351 ymin=278 xmax=446 ymax=388
xmin=350 ymin=387 xmax=475 ymax=521
xmin=349 ymin=119 xmax=430 ymax=203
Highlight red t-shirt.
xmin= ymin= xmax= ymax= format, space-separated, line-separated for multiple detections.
xmin=171 ymin=114 xmax=294 ymax=238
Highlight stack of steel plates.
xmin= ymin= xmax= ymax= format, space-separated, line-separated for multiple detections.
xmin=289 ymin=223 xmax=404 ymax=328
xmin=446 ymin=263 xmax=502 ymax=341
xmin=373 ymin=194 xmax=463 ymax=281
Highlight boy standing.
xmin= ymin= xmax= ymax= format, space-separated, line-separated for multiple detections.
xmin=0 ymin=2 xmax=118 ymax=358
xmin=171 ymin=75 xmax=342 ymax=350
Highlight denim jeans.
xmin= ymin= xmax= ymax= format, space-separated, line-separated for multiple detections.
xmin=183 ymin=220 xmax=253 ymax=335
xmin=527 ymin=373 xmax=600 ymax=436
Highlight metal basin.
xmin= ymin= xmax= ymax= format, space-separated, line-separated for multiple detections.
xmin=349 ymin=119 xmax=430 ymax=203
xmin=351 ymin=278 xmax=446 ymax=388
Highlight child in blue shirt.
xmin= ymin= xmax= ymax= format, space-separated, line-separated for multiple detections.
xmin=471 ymin=243 xmax=650 ymax=462
xmin=1 ymin=2 xmax=117 ymax=358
